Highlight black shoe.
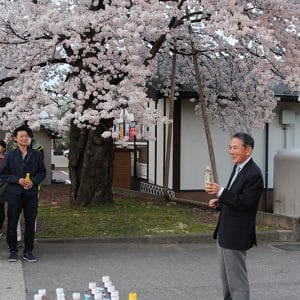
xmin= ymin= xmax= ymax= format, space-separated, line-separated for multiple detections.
xmin=8 ymin=251 xmax=18 ymax=262
xmin=22 ymin=252 xmax=37 ymax=263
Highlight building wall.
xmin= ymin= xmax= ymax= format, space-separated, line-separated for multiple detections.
xmin=147 ymin=99 xmax=173 ymax=189
xmin=148 ymin=99 xmax=156 ymax=184
xmin=156 ymin=99 xmax=165 ymax=186
xmin=164 ymin=100 xmax=173 ymax=189
xmin=148 ymin=126 xmax=156 ymax=184
xmin=148 ymin=99 xmax=300 ymax=191
xmin=180 ymin=101 xmax=265 ymax=190
xmin=268 ymin=102 xmax=300 ymax=187
xmin=180 ymin=101 xmax=211 ymax=189
xmin=33 ymin=130 xmax=52 ymax=185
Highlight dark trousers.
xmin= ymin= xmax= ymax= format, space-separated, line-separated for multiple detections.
xmin=6 ymin=193 xmax=38 ymax=253
xmin=0 ymin=202 xmax=5 ymax=230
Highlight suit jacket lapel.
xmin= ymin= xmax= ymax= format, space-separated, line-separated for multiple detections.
xmin=226 ymin=165 xmax=237 ymax=189
xmin=230 ymin=159 xmax=254 ymax=188
xmin=24 ymin=148 xmax=34 ymax=166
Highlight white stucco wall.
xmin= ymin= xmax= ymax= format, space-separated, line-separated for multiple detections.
xmin=165 ymin=101 xmax=173 ymax=189
xmin=147 ymin=100 xmax=173 ymax=188
xmin=148 ymin=99 xmax=300 ymax=191
xmin=180 ymin=101 xmax=213 ymax=189
xmin=180 ymin=101 xmax=300 ymax=190
xmin=156 ymin=100 xmax=165 ymax=186
xmin=180 ymin=101 xmax=265 ymax=190
xmin=148 ymin=127 xmax=156 ymax=184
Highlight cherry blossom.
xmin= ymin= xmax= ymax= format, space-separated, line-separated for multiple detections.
xmin=0 ymin=0 xmax=299 ymax=135
xmin=0 ymin=0 xmax=299 ymax=204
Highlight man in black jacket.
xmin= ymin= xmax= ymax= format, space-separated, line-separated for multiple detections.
xmin=0 ymin=125 xmax=46 ymax=262
xmin=205 ymin=132 xmax=263 ymax=300
xmin=7 ymin=125 xmax=44 ymax=244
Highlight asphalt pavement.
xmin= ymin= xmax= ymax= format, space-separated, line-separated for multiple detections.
xmin=51 ymin=155 xmax=70 ymax=184
xmin=2 ymin=155 xmax=300 ymax=299
xmin=1 ymin=239 xmax=300 ymax=300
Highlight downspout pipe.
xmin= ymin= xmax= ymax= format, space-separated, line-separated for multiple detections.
xmin=264 ymin=123 xmax=270 ymax=212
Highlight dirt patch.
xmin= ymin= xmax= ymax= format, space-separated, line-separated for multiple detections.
xmin=190 ymin=207 xmax=218 ymax=224
xmin=39 ymin=185 xmax=218 ymax=224
xmin=39 ymin=185 xmax=70 ymax=205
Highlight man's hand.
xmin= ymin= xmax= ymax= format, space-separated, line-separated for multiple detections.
xmin=19 ymin=178 xmax=26 ymax=187
xmin=209 ymin=198 xmax=219 ymax=209
xmin=205 ymin=182 xmax=221 ymax=195
xmin=19 ymin=178 xmax=33 ymax=190
xmin=23 ymin=180 xmax=33 ymax=190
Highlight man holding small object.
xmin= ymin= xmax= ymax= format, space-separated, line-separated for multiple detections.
xmin=0 ymin=125 xmax=46 ymax=263
xmin=205 ymin=132 xmax=263 ymax=300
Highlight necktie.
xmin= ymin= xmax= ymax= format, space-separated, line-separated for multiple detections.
xmin=229 ymin=166 xmax=240 ymax=189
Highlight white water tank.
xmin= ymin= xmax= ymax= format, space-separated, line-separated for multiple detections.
xmin=273 ymin=148 xmax=300 ymax=217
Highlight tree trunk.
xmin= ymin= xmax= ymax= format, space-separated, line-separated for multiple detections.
xmin=68 ymin=119 xmax=114 ymax=206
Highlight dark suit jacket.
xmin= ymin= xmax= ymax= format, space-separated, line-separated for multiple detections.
xmin=213 ymin=158 xmax=264 ymax=251
xmin=0 ymin=147 xmax=46 ymax=196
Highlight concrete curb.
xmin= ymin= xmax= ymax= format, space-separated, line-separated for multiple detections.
xmin=256 ymin=211 xmax=300 ymax=241
xmin=36 ymin=234 xmax=214 ymax=244
xmin=36 ymin=230 xmax=281 ymax=245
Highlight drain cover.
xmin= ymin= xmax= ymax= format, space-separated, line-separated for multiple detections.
xmin=273 ymin=244 xmax=300 ymax=251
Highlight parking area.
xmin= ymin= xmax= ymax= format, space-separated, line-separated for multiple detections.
xmin=51 ymin=155 xmax=70 ymax=184
xmin=20 ymin=242 xmax=300 ymax=300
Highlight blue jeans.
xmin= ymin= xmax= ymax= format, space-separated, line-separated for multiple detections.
xmin=6 ymin=193 xmax=38 ymax=253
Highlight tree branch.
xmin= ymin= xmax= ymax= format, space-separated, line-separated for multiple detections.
xmin=0 ymin=58 xmax=68 ymax=87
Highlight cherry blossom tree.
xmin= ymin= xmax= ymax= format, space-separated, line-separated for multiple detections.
xmin=0 ymin=0 xmax=169 ymax=206
xmin=151 ymin=0 xmax=299 ymax=181
xmin=0 ymin=0 xmax=299 ymax=205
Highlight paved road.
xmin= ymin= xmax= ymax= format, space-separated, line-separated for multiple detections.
xmin=51 ymin=154 xmax=70 ymax=184
xmin=51 ymin=155 xmax=68 ymax=169
xmin=2 ymin=240 xmax=300 ymax=300
xmin=1 ymin=157 xmax=297 ymax=299
xmin=52 ymin=169 xmax=70 ymax=184
xmin=0 ymin=243 xmax=26 ymax=300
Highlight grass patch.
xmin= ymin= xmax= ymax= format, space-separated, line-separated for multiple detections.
xmin=36 ymin=198 xmax=217 ymax=239
xmin=256 ymin=225 xmax=277 ymax=231
xmin=31 ymin=186 xmax=276 ymax=239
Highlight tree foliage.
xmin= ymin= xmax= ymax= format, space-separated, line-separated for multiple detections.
xmin=0 ymin=0 xmax=299 ymax=204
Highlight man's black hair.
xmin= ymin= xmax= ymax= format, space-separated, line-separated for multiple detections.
xmin=13 ymin=125 xmax=32 ymax=138
xmin=232 ymin=132 xmax=254 ymax=149
xmin=0 ymin=140 xmax=6 ymax=149
xmin=26 ymin=126 xmax=33 ymax=138
xmin=23 ymin=121 xmax=34 ymax=138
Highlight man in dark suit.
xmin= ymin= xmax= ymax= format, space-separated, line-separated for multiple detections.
xmin=205 ymin=132 xmax=263 ymax=300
